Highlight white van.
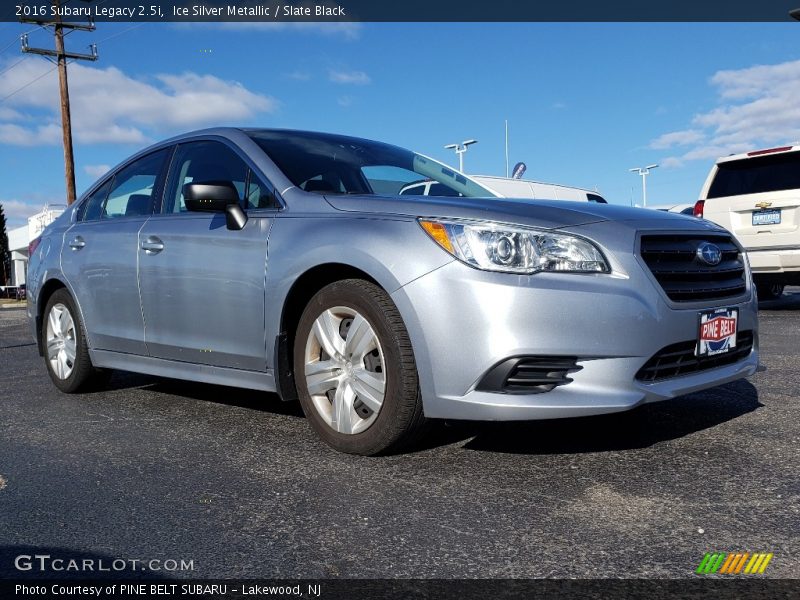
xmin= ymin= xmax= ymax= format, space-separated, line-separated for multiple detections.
xmin=399 ymin=175 xmax=607 ymax=203
xmin=695 ymin=145 xmax=800 ymax=299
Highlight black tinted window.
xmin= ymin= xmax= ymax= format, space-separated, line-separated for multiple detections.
xmin=708 ymin=152 xmax=800 ymax=198
xmin=427 ymin=183 xmax=462 ymax=197
xmin=80 ymin=179 xmax=112 ymax=221
xmin=587 ymin=193 xmax=607 ymax=204
xmin=246 ymin=169 xmax=279 ymax=209
xmin=165 ymin=141 xmax=248 ymax=213
xmin=102 ymin=149 xmax=169 ymax=219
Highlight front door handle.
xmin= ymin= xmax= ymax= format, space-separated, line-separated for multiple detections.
xmin=68 ymin=236 xmax=85 ymax=250
xmin=140 ymin=236 xmax=164 ymax=254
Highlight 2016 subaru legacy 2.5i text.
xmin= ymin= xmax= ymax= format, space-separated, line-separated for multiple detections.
xmin=26 ymin=128 xmax=759 ymax=454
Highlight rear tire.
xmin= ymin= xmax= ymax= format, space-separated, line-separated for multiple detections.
xmin=293 ymin=279 xmax=426 ymax=455
xmin=42 ymin=289 xmax=109 ymax=393
xmin=756 ymin=283 xmax=784 ymax=301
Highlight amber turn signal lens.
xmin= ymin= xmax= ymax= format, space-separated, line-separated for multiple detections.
xmin=419 ymin=220 xmax=454 ymax=254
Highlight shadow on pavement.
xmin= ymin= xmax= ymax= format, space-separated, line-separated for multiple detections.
xmin=758 ymin=287 xmax=800 ymax=311
xmin=431 ymin=379 xmax=761 ymax=455
xmin=74 ymin=365 xmax=761 ymax=455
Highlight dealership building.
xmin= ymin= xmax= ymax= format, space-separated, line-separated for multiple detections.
xmin=4 ymin=204 xmax=66 ymax=289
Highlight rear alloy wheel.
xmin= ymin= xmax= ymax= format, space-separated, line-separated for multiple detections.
xmin=294 ymin=279 xmax=426 ymax=455
xmin=42 ymin=289 xmax=109 ymax=393
xmin=756 ymin=283 xmax=784 ymax=301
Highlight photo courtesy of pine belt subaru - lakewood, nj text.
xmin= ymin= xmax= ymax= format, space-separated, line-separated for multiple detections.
xmin=26 ymin=129 xmax=759 ymax=455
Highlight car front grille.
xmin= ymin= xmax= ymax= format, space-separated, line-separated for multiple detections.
xmin=477 ymin=356 xmax=582 ymax=394
xmin=640 ymin=234 xmax=747 ymax=302
xmin=635 ymin=330 xmax=754 ymax=382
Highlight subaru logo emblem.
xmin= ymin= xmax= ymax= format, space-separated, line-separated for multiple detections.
xmin=697 ymin=242 xmax=722 ymax=266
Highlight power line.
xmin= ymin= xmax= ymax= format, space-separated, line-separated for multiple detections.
xmin=0 ymin=56 xmax=29 ymax=78
xmin=0 ymin=64 xmax=57 ymax=104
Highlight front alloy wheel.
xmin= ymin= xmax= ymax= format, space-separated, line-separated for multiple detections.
xmin=294 ymin=279 xmax=426 ymax=455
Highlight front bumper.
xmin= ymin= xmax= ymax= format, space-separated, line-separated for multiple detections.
xmin=391 ymin=227 xmax=759 ymax=421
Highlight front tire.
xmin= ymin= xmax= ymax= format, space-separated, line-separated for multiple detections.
xmin=293 ymin=279 xmax=426 ymax=455
xmin=42 ymin=289 xmax=108 ymax=393
xmin=756 ymin=282 xmax=784 ymax=301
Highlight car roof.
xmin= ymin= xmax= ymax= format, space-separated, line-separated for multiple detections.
xmin=716 ymin=145 xmax=800 ymax=164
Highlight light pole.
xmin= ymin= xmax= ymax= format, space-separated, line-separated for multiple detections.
xmin=629 ymin=164 xmax=658 ymax=207
xmin=444 ymin=139 xmax=478 ymax=172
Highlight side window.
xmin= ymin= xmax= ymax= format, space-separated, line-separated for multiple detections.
xmin=79 ymin=179 xmax=113 ymax=221
xmin=246 ymin=169 xmax=279 ymax=209
xmin=102 ymin=149 xmax=169 ymax=219
xmin=164 ymin=141 xmax=248 ymax=213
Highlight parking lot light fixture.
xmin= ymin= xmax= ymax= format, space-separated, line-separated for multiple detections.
xmin=629 ymin=164 xmax=658 ymax=207
xmin=444 ymin=139 xmax=478 ymax=172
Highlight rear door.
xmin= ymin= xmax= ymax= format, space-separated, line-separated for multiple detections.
xmin=61 ymin=148 xmax=170 ymax=354
xmin=703 ymin=151 xmax=800 ymax=250
xmin=137 ymin=139 xmax=276 ymax=371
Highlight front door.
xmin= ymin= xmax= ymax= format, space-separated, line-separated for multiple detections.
xmin=137 ymin=140 xmax=274 ymax=371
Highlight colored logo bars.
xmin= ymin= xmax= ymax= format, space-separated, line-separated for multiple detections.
xmin=696 ymin=552 xmax=773 ymax=575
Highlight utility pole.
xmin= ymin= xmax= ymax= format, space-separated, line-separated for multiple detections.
xmin=19 ymin=0 xmax=98 ymax=205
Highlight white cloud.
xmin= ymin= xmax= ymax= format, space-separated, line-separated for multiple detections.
xmin=0 ymin=107 xmax=23 ymax=121
xmin=0 ymin=199 xmax=41 ymax=227
xmin=0 ymin=123 xmax=61 ymax=146
xmin=329 ymin=69 xmax=371 ymax=85
xmin=0 ymin=59 xmax=277 ymax=146
xmin=659 ymin=157 xmax=685 ymax=169
xmin=651 ymin=59 xmax=800 ymax=165
xmin=649 ymin=129 xmax=704 ymax=150
xmin=84 ymin=164 xmax=111 ymax=179
xmin=337 ymin=95 xmax=353 ymax=107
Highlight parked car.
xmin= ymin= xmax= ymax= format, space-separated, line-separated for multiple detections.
xmin=695 ymin=145 xmax=800 ymax=300
xmin=647 ymin=203 xmax=696 ymax=216
xmin=28 ymin=128 xmax=759 ymax=455
xmin=400 ymin=174 xmax=608 ymax=203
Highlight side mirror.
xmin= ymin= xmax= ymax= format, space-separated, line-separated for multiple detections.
xmin=184 ymin=181 xmax=248 ymax=231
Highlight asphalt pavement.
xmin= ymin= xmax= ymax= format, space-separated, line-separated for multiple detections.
xmin=0 ymin=291 xmax=798 ymax=580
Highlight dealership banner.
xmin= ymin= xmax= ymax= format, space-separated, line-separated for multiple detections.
xmin=5 ymin=0 xmax=800 ymax=22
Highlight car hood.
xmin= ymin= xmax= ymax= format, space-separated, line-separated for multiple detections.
xmin=323 ymin=194 xmax=714 ymax=231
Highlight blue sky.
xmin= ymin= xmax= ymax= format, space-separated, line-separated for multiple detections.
xmin=2 ymin=22 xmax=800 ymax=227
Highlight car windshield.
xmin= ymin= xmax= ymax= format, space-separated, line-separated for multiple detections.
xmin=246 ymin=130 xmax=494 ymax=198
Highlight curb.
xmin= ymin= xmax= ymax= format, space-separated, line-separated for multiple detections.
xmin=0 ymin=304 xmax=25 ymax=310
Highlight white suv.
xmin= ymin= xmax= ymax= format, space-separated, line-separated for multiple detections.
xmin=695 ymin=145 xmax=800 ymax=299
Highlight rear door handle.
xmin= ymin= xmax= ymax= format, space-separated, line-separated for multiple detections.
xmin=140 ymin=236 xmax=164 ymax=254
xmin=68 ymin=236 xmax=85 ymax=250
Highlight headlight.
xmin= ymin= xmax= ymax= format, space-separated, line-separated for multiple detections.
xmin=419 ymin=219 xmax=609 ymax=274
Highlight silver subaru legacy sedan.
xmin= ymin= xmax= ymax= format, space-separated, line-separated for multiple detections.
xmin=27 ymin=128 xmax=759 ymax=454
